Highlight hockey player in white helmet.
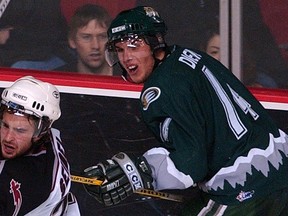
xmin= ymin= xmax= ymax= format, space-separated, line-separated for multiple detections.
xmin=0 ymin=76 xmax=80 ymax=215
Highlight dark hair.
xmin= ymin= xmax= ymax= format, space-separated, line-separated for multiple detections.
xmin=198 ymin=22 xmax=219 ymax=52
xmin=68 ymin=4 xmax=112 ymax=39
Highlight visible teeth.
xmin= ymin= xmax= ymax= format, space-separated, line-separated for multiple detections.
xmin=128 ymin=65 xmax=136 ymax=70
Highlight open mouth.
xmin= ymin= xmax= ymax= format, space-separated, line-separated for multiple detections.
xmin=3 ymin=143 xmax=15 ymax=154
xmin=127 ymin=65 xmax=138 ymax=75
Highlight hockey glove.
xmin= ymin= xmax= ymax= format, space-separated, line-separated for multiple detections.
xmin=83 ymin=152 xmax=153 ymax=206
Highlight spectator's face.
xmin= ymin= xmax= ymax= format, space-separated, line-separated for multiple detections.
xmin=0 ymin=27 xmax=13 ymax=45
xmin=206 ymin=34 xmax=220 ymax=61
xmin=114 ymin=38 xmax=155 ymax=84
xmin=69 ymin=19 xmax=108 ymax=71
xmin=0 ymin=111 xmax=35 ymax=159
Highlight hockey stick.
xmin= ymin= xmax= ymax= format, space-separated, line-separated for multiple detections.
xmin=71 ymin=175 xmax=183 ymax=202
xmin=71 ymin=175 xmax=103 ymax=186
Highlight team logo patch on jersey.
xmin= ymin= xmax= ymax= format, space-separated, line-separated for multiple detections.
xmin=141 ymin=87 xmax=161 ymax=111
xmin=10 ymin=179 xmax=22 ymax=216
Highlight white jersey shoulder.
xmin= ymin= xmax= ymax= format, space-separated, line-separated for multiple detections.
xmin=25 ymin=128 xmax=80 ymax=216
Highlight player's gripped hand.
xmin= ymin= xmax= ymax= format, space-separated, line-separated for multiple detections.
xmin=82 ymin=152 xmax=153 ymax=206
xmin=83 ymin=159 xmax=132 ymax=206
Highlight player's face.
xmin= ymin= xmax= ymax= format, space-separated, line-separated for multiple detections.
xmin=69 ymin=19 xmax=109 ymax=73
xmin=0 ymin=111 xmax=36 ymax=159
xmin=115 ymin=38 xmax=155 ymax=83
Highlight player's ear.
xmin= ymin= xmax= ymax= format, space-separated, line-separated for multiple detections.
xmin=154 ymin=48 xmax=166 ymax=61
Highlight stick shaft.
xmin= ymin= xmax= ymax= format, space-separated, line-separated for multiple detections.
xmin=70 ymin=174 xmax=183 ymax=202
xmin=135 ymin=189 xmax=183 ymax=202
xmin=71 ymin=175 xmax=103 ymax=185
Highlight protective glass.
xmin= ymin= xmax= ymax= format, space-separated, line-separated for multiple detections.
xmin=1 ymin=101 xmax=41 ymax=118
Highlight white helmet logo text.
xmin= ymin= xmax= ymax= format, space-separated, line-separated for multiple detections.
xmin=12 ymin=93 xmax=27 ymax=101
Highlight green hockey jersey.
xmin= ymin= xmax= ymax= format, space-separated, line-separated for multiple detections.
xmin=140 ymin=45 xmax=288 ymax=205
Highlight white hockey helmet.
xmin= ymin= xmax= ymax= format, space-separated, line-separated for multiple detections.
xmin=1 ymin=76 xmax=61 ymax=134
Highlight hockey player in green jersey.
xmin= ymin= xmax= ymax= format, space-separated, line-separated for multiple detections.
xmin=83 ymin=6 xmax=288 ymax=215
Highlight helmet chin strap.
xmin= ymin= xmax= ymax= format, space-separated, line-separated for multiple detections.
xmin=23 ymin=136 xmax=44 ymax=156
xmin=30 ymin=127 xmax=51 ymax=153
xmin=31 ymin=116 xmax=51 ymax=138
xmin=120 ymin=64 xmax=131 ymax=82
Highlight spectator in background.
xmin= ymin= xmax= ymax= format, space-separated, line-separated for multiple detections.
xmin=0 ymin=0 xmax=72 ymax=70
xmin=197 ymin=20 xmax=278 ymax=88
xmin=55 ymin=4 xmax=121 ymax=76
xmin=198 ymin=23 xmax=220 ymax=61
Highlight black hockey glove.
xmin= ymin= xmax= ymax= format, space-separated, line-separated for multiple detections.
xmin=83 ymin=152 xmax=153 ymax=206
